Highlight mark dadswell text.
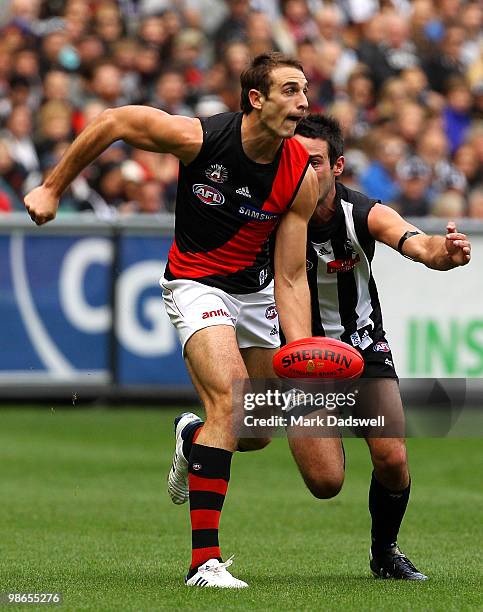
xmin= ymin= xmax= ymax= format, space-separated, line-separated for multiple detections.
xmin=243 ymin=415 xmax=385 ymax=428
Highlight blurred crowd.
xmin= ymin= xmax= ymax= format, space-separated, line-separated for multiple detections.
xmin=0 ymin=0 xmax=481 ymax=218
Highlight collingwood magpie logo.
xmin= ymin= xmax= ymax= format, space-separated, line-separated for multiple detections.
xmin=205 ymin=164 xmax=228 ymax=184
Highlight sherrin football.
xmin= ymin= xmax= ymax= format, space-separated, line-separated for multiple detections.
xmin=273 ymin=336 xmax=364 ymax=379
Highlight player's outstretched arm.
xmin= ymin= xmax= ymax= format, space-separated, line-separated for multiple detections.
xmin=368 ymin=204 xmax=471 ymax=270
xmin=274 ymin=165 xmax=318 ymax=343
xmin=24 ymin=106 xmax=202 ymax=225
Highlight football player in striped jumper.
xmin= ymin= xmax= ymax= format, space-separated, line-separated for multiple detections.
xmin=290 ymin=114 xmax=471 ymax=580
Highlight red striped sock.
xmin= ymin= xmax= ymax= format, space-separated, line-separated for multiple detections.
xmin=188 ymin=443 xmax=232 ymax=570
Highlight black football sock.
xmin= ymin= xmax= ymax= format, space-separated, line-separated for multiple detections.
xmin=187 ymin=443 xmax=232 ymax=576
xmin=182 ymin=421 xmax=203 ymax=460
xmin=369 ymin=471 xmax=410 ymax=554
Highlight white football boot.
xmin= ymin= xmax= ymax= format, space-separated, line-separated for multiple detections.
xmin=185 ymin=557 xmax=248 ymax=588
xmin=167 ymin=412 xmax=203 ymax=504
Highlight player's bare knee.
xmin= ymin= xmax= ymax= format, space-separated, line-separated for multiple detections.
xmin=372 ymin=445 xmax=408 ymax=476
xmin=238 ymin=437 xmax=271 ymax=451
xmin=305 ymin=473 xmax=344 ymax=499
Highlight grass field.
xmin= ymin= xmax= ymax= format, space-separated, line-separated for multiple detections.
xmin=0 ymin=407 xmax=482 ymax=611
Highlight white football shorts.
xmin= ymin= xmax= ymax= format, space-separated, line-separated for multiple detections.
xmin=160 ymin=277 xmax=280 ymax=354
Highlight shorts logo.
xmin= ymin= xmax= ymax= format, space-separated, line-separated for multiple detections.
xmin=359 ymin=329 xmax=373 ymax=350
xmin=350 ymin=331 xmax=361 ymax=347
xmin=202 ymin=308 xmax=231 ymax=319
xmin=306 ymin=260 xmax=314 ymax=271
xmin=192 ymin=463 xmax=202 ymax=471
xmin=269 ymin=325 xmax=279 ymax=336
xmin=265 ymin=305 xmax=278 ymax=320
xmin=193 ymin=184 xmax=225 ymax=206
xmin=384 ymin=358 xmax=394 ymax=367
xmin=205 ymin=164 xmax=228 ymax=183
xmin=373 ymin=341 xmax=391 ymax=353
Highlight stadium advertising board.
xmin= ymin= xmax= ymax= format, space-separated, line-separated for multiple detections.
xmin=373 ymin=240 xmax=483 ymax=378
xmin=0 ymin=229 xmax=190 ymax=389
xmin=0 ymin=219 xmax=481 ymax=392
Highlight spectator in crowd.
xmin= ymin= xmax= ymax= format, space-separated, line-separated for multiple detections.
xmin=214 ymin=0 xmax=250 ymax=58
xmin=172 ymin=28 xmax=207 ymax=100
xmin=468 ymin=188 xmax=483 ymax=218
xmin=424 ymin=25 xmax=466 ymax=94
xmin=42 ymin=69 xmax=71 ymax=103
xmin=360 ymin=133 xmax=407 ymax=205
xmin=400 ymin=65 xmax=444 ymax=114
xmin=380 ymin=12 xmax=420 ymax=77
xmin=272 ymin=0 xmax=319 ymax=56
xmin=94 ymin=2 xmax=124 ymax=47
xmin=346 ymin=71 xmax=376 ymax=138
xmin=377 ymin=77 xmax=411 ymax=121
xmin=88 ymin=61 xmax=126 ymax=107
xmin=0 ymin=137 xmax=23 ymax=210
xmin=150 ymin=70 xmax=194 ymax=116
xmin=460 ymin=2 xmax=482 ymax=68
xmin=442 ymin=78 xmax=473 ymax=154
xmin=395 ymin=101 xmax=426 ymax=151
xmin=2 ymin=104 xmax=39 ymax=185
xmin=119 ymin=177 xmax=166 ymax=215
xmin=394 ymin=156 xmax=432 ymax=217
xmin=36 ymin=99 xmax=73 ymax=162
xmin=357 ymin=13 xmax=390 ymax=91
xmin=431 ymin=190 xmax=466 ymax=218
xmin=454 ymin=142 xmax=482 ymax=191
xmin=246 ymin=11 xmax=278 ymax=57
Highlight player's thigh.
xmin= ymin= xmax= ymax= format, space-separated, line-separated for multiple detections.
xmin=236 ymin=283 xmax=280 ymax=448
xmin=356 ymin=377 xmax=405 ymax=438
xmin=240 ymin=346 xmax=277 ymax=378
xmin=161 ymin=276 xmax=238 ymax=355
xmin=162 ymin=276 xmax=246 ymax=403
xmin=185 ymin=325 xmax=247 ymax=413
xmin=288 ymin=435 xmax=345 ymax=499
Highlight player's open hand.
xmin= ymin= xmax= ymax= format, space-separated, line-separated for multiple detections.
xmin=445 ymin=221 xmax=471 ymax=266
xmin=24 ymin=185 xmax=59 ymax=226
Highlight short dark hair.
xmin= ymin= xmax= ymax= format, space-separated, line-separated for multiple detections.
xmin=240 ymin=52 xmax=304 ymax=115
xmin=295 ymin=114 xmax=344 ymax=166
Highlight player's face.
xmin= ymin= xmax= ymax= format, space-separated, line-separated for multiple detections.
xmin=259 ymin=67 xmax=308 ymax=138
xmin=294 ymin=136 xmax=335 ymax=201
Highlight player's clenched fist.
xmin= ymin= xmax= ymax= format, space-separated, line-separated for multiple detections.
xmin=24 ymin=185 xmax=59 ymax=226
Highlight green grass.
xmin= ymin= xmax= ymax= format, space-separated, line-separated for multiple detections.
xmin=0 ymin=408 xmax=482 ymax=611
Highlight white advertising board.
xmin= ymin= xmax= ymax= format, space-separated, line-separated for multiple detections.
xmin=372 ymin=237 xmax=482 ymax=378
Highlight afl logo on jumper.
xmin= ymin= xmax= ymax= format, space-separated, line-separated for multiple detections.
xmin=265 ymin=305 xmax=278 ymax=320
xmin=205 ymin=164 xmax=228 ymax=183
xmin=193 ymin=184 xmax=225 ymax=206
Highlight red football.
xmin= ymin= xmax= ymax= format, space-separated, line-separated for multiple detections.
xmin=273 ymin=336 xmax=364 ymax=379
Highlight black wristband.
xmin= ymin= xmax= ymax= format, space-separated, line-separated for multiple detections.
xmin=397 ymin=230 xmax=421 ymax=258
